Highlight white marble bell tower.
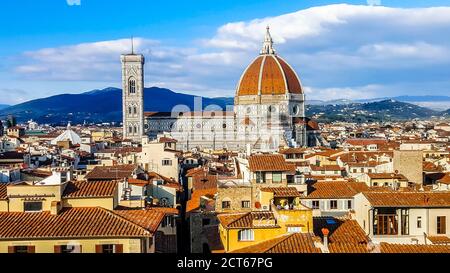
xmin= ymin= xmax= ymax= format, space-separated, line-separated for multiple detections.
xmin=121 ymin=39 xmax=145 ymax=142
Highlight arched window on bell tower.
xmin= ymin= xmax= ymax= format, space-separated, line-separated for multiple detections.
xmin=133 ymin=106 xmax=137 ymax=115
xmin=129 ymin=78 xmax=136 ymax=94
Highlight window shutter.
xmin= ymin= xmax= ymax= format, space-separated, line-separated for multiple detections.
xmin=54 ymin=245 xmax=61 ymax=253
xmin=442 ymin=216 xmax=447 ymax=234
xmin=319 ymin=201 xmax=324 ymax=210
xmin=8 ymin=246 xmax=15 ymax=253
xmin=115 ymin=244 xmax=123 ymax=253
xmin=27 ymin=246 xmax=35 ymax=253
xmin=95 ymin=245 xmax=103 ymax=253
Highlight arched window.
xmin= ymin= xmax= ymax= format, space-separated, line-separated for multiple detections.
xmin=128 ymin=106 xmax=132 ymax=115
xmin=128 ymin=126 xmax=133 ymax=133
xmin=133 ymin=106 xmax=137 ymax=115
xmin=134 ymin=125 xmax=137 ymax=134
xmin=129 ymin=78 xmax=136 ymax=94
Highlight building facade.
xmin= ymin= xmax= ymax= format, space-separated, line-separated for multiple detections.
xmin=121 ymin=50 xmax=145 ymax=142
xmin=122 ymin=28 xmax=320 ymax=151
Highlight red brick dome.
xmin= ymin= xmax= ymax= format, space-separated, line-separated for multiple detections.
xmin=236 ymin=54 xmax=303 ymax=96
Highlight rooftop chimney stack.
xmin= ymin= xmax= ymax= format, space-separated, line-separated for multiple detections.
xmin=322 ymin=228 xmax=330 ymax=253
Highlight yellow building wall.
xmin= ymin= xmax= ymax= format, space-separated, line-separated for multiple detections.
xmin=63 ymin=197 xmax=115 ymax=211
xmin=225 ymin=227 xmax=284 ymax=252
xmin=0 ymin=238 xmax=144 ymax=253
xmin=316 ymin=156 xmax=337 ymax=166
xmin=219 ymin=207 xmax=314 ymax=252
xmin=259 ymin=192 xmax=274 ymax=208
xmin=7 ymin=184 xmax=63 ymax=212
xmin=0 ymin=200 xmax=8 ymax=211
xmin=276 ymin=209 xmax=313 ymax=232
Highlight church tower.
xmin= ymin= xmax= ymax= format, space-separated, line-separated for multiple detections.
xmin=121 ymin=40 xmax=145 ymax=142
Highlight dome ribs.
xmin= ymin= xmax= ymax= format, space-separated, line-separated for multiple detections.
xmin=237 ymin=56 xmax=263 ymax=96
xmin=276 ymin=56 xmax=302 ymax=94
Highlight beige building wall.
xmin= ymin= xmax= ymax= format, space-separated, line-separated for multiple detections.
xmin=216 ymin=187 xmax=252 ymax=212
xmin=393 ymin=150 xmax=423 ymax=185
xmin=6 ymin=184 xmax=64 ymax=212
xmin=63 ymin=197 xmax=115 ymax=211
xmin=0 ymin=200 xmax=8 ymax=211
xmin=0 ymin=238 xmax=146 ymax=253
xmin=139 ymin=142 xmax=179 ymax=180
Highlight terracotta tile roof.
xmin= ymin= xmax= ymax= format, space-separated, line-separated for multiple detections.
xmin=62 ymin=181 xmax=117 ymax=198
xmin=345 ymin=139 xmax=387 ymax=146
xmin=305 ymin=174 xmax=344 ymax=181
xmin=186 ymin=167 xmax=206 ymax=177
xmin=127 ymin=178 xmax=149 ymax=187
xmin=367 ymin=173 xmax=408 ymax=180
xmin=113 ymin=209 xmax=165 ymax=233
xmin=380 ymin=243 xmax=450 ymax=253
xmin=0 ymin=207 xmax=150 ymax=239
xmin=191 ymin=172 xmax=218 ymax=190
xmin=85 ymin=164 xmax=136 ymax=180
xmin=260 ymin=187 xmax=301 ymax=197
xmin=423 ymin=161 xmax=443 ymax=172
xmin=279 ymin=147 xmax=307 ymax=154
xmin=437 ymin=173 xmax=450 ymax=185
xmin=230 ymin=233 xmax=321 ymax=253
xmin=314 ymin=149 xmax=344 ymax=158
xmin=328 ymin=243 xmax=370 ymax=253
xmin=147 ymin=207 xmax=179 ymax=215
xmin=237 ymin=56 xmax=263 ymax=96
xmin=305 ymin=181 xmax=369 ymax=199
xmin=310 ymin=165 xmax=343 ymax=172
xmin=427 ymin=235 xmax=450 ymax=245
xmin=0 ymin=183 xmax=7 ymax=199
xmin=248 ymin=154 xmax=293 ymax=172
xmin=218 ymin=212 xmax=278 ymax=229
xmin=186 ymin=188 xmax=217 ymax=213
xmin=347 ymin=161 xmax=380 ymax=167
xmin=159 ymin=137 xmax=177 ymax=143
xmin=144 ymin=111 xmax=172 ymax=117
xmin=148 ymin=171 xmax=176 ymax=184
xmin=97 ymin=147 xmax=142 ymax=157
xmin=363 ymin=191 xmax=450 ymax=207
xmin=313 ymin=217 xmax=369 ymax=245
xmin=21 ymin=169 xmax=52 ymax=178
xmin=333 ymin=151 xmax=393 ymax=163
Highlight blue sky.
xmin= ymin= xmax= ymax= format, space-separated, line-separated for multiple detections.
xmin=1 ymin=0 xmax=450 ymax=105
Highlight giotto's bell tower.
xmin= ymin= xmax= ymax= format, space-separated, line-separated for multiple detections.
xmin=121 ymin=42 xmax=145 ymax=142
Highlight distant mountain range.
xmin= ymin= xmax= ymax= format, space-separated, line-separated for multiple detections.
xmin=308 ymin=95 xmax=450 ymax=111
xmin=306 ymin=99 xmax=443 ymax=123
xmin=0 ymin=87 xmax=234 ymax=125
xmin=0 ymin=104 xmax=10 ymax=110
xmin=0 ymin=87 xmax=448 ymax=124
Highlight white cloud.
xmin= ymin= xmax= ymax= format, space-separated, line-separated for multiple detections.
xmin=304 ymin=85 xmax=381 ymax=101
xmin=9 ymin=4 xmax=450 ymax=101
xmin=67 ymin=0 xmax=81 ymax=6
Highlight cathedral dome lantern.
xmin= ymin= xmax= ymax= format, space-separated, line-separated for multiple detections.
xmin=235 ymin=26 xmax=303 ymax=98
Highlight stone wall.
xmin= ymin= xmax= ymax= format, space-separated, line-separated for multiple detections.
xmin=393 ymin=150 xmax=423 ymax=185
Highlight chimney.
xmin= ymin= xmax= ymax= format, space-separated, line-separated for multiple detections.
xmin=321 ymin=228 xmax=330 ymax=253
xmin=50 ymin=201 xmax=62 ymax=215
